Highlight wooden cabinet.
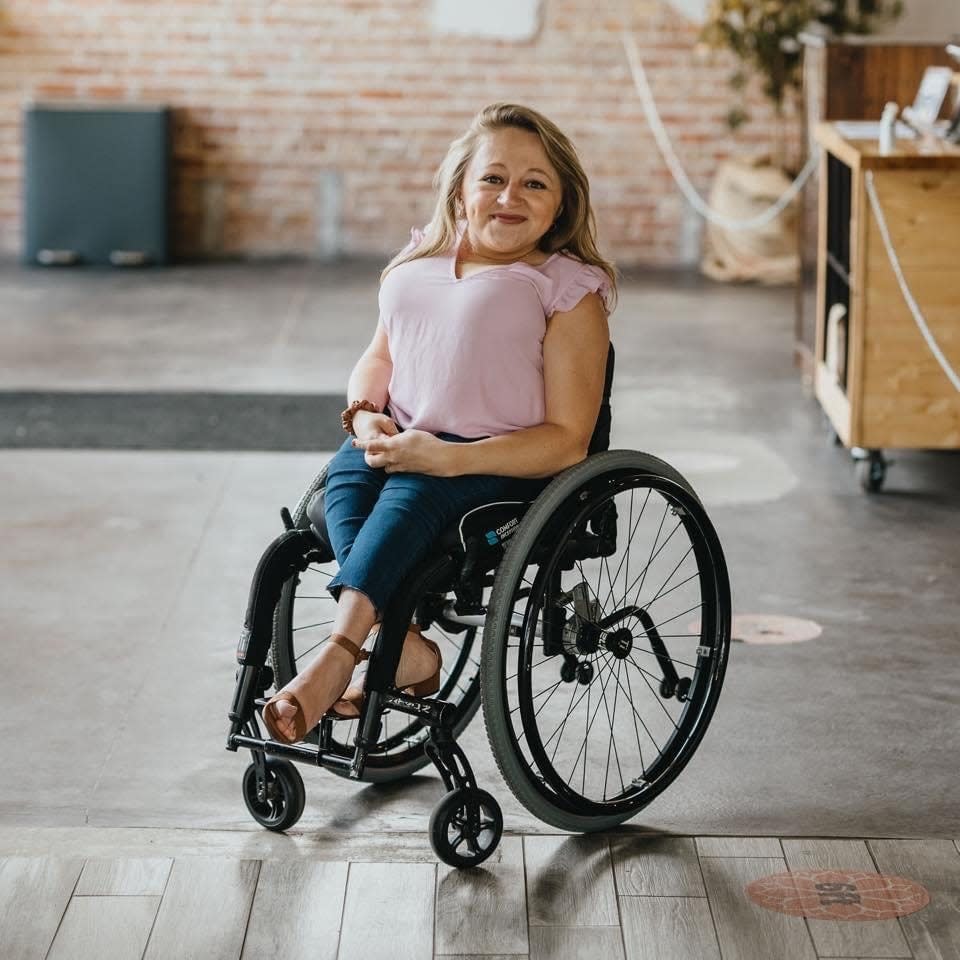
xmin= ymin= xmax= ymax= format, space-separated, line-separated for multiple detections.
xmin=813 ymin=123 xmax=960 ymax=489
xmin=796 ymin=36 xmax=953 ymax=376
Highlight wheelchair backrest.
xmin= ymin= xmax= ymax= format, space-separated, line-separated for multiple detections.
xmin=587 ymin=342 xmax=615 ymax=456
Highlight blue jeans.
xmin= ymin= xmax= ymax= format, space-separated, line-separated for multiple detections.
xmin=324 ymin=433 xmax=549 ymax=617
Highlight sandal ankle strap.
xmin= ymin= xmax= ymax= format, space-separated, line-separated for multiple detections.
xmin=328 ymin=633 xmax=365 ymax=664
xmin=418 ymin=634 xmax=441 ymax=670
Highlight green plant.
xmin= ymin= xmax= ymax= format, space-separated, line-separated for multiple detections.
xmin=700 ymin=0 xmax=904 ymax=127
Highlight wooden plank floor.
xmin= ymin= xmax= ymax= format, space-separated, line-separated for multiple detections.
xmin=1 ymin=835 xmax=957 ymax=960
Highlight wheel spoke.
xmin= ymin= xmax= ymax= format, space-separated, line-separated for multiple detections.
xmin=622 ymin=658 xmax=645 ymax=771
xmin=510 ymin=677 xmax=565 ymax=715
xmin=601 ymin=487 xmax=650 ymax=613
xmin=601 ymin=657 xmax=626 ymax=801
xmin=627 ymin=654 xmax=681 ymax=730
xmin=546 ymin=660 xmax=593 ymax=765
xmin=568 ymin=652 xmax=620 ymax=790
xmin=600 ymin=550 xmax=617 ymax=618
xmin=294 ymin=633 xmax=333 ymax=664
xmin=540 ymin=651 xmax=626 ymax=761
xmin=628 ymin=500 xmax=669 ymax=603
xmin=600 ymin=654 xmax=665 ymax=754
xmin=644 ymin=570 xmax=700 ymax=608
xmin=618 ymin=640 xmax=699 ymax=671
xmin=582 ymin=664 xmax=590 ymax=794
xmin=575 ymin=557 xmax=609 ymax=620
xmin=292 ymin=619 xmax=335 ymax=633
xmin=625 ymin=518 xmax=684 ymax=612
xmin=644 ymin=602 xmax=704 ymax=635
xmin=643 ymin=546 xmax=695 ymax=609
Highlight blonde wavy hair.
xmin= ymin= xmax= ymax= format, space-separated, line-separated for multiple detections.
xmin=380 ymin=102 xmax=618 ymax=312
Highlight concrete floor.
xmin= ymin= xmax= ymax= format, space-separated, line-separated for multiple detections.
xmin=1 ymin=261 xmax=958 ymax=840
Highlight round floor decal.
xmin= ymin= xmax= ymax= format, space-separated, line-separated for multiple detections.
xmin=745 ymin=870 xmax=929 ymax=920
xmin=731 ymin=614 xmax=822 ymax=645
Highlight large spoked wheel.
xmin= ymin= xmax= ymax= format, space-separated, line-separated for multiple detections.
xmin=482 ymin=451 xmax=731 ymax=832
xmin=271 ymin=465 xmax=484 ymax=783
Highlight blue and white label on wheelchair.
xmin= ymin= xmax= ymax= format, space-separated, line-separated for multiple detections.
xmin=484 ymin=516 xmax=521 ymax=545
xmin=458 ymin=500 xmax=530 ymax=552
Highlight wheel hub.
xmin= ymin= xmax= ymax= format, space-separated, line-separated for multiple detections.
xmin=560 ymin=582 xmax=603 ymax=655
xmin=604 ymin=627 xmax=633 ymax=659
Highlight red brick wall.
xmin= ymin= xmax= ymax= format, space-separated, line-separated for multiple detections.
xmin=0 ymin=0 xmax=793 ymax=267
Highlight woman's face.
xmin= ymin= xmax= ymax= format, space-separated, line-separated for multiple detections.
xmin=459 ymin=127 xmax=563 ymax=257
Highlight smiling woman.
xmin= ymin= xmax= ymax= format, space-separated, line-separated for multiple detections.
xmin=456 ymin=126 xmax=564 ymax=269
xmin=261 ymin=102 xmax=619 ymax=742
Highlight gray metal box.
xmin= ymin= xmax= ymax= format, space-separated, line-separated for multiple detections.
xmin=24 ymin=103 xmax=171 ymax=266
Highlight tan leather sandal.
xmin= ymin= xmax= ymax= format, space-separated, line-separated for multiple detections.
xmin=330 ymin=624 xmax=443 ymax=720
xmin=262 ymin=633 xmax=367 ymax=742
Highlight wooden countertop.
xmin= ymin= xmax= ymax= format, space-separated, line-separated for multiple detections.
xmin=798 ymin=31 xmax=950 ymax=47
xmin=815 ymin=121 xmax=960 ymax=170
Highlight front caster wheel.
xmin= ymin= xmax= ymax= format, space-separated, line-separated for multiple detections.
xmin=242 ymin=757 xmax=305 ymax=831
xmin=856 ymin=452 xmax=887 ymax=493
xmin=429 ymin=787 xmax=503 ymax=868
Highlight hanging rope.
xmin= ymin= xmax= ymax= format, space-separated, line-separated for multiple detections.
xmin=864 ymin=170 xmax=960 ymax=392
xmin=621 ymin=30 xmax=819 ymax=232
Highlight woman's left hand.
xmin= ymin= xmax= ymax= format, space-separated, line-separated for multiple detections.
xmin=352 ymin=429 xmax=457 ymax=476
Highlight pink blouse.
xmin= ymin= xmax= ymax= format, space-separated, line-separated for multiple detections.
xmin=379 ymin=224 xmax=612 ymax=439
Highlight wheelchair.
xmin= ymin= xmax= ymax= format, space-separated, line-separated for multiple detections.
xmin=226 ymin=344 xmax=731 ymax=868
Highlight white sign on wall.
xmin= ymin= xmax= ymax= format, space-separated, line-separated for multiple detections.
xmin=430 ymin=0 xmax=542 ymax=40
xmin=665 ymin=0 xmax=710 ymax=23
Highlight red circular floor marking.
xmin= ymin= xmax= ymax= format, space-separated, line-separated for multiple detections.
xmin=686 ymin=614 xmax=823 ymax=644
xmin=731 ymin=614 xmax=822 ymax=644
xmin=745 ymin=870 xmax=929 ymax=920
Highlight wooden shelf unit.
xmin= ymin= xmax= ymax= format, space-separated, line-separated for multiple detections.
xmin=814 ymin=122 xmax=960 ymax=452
xmin=796 ymin=37 xmax=954 ymax=377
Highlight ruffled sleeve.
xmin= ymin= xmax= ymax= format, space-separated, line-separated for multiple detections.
xmin=548 ymin=261 xmax=612 ymax=315
xmin=398 ymin=224 xmax=427 ymax=257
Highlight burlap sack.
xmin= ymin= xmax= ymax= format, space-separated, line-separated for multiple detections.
xmin=700 ymin=154 xmax=800 ymax=285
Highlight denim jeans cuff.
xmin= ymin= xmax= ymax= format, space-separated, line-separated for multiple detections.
xmin=326 ymin=578 xmax=382 ymax=619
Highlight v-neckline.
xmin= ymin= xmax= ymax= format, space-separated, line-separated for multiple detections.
xmin=451 ymin=224 xmax=558 ymax=281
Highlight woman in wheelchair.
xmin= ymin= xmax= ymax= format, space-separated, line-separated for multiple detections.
xmin=234 ymin=102 xmax=727 ymax=865
xmin=261 ymin=101 xmax=616 ymax=743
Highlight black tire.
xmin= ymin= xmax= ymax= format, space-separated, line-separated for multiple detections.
xmin=481 ymin=450 xmax=731 ymax=832
xmin=856 ymin=452 xmax=886 ymax=493
xmin=271 ymin=465 xmax=485 ymax=783
xmin=429 ymin=788 xmax=503 ymax=868
xmin=242 ymin=758 xmax=306 ymax=832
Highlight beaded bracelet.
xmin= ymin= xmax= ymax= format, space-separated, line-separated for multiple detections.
xmin=340 ymin=399 xmax=380 ymax=436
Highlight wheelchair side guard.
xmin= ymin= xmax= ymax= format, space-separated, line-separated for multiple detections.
xmin=237 ymin=524 xmax=326 ymax=666
xmin=455 ymin=501 xmax=531 ymax=609
xmin=228 ymin=517 xmax=327 ymax=727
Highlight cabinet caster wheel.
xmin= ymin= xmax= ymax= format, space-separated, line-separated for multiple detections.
xmin=429 ymin=787 xmax=503 ymax=868
xmin=856 ymin=452 xmax=887 ymax=493
xmin=242 ymin=758 xmax=305 ymax=831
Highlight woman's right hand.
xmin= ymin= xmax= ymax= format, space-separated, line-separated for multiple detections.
xmin=352 ymin=410 xmax=399 ymax=442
